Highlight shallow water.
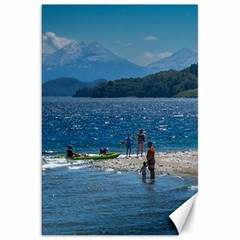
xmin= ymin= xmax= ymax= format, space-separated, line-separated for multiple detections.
xmin=42 ymin=165 xmax=197 ymax=235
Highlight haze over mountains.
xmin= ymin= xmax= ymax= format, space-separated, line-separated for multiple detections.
xmin=42 ymin=40 xmax=198 ymax=83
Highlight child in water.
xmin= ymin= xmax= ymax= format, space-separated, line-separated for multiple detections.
xmin=140 ymin=162 xmax=147 ymax=179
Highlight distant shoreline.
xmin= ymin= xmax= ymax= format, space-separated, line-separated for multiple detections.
xmin=92 ymin=150 xmax=198 ymax=178
xmin=42 ymin=96 xmax=198 ymax=98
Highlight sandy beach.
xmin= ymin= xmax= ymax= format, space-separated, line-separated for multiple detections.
xmin=92 ymin=151 xmax=198 ymax=177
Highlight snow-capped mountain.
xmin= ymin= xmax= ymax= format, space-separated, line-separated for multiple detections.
xmin=147 ymin=48 xmax=198 ymax=72
xmin=42 ymin=32 xmax=76 ymax=55
xmin=42 ymin=39 xmax=198 ymax=83
xmin=42 ymin=41 xmax=149 ymax=82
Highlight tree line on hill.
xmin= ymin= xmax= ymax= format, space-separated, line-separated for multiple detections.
xmin=73 ymin=64 xmax=198 ymax=98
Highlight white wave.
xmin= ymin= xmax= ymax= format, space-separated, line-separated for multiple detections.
xmin=158 ymin=127 xmax=167 ymax=131
xmin=42 ymin=157 xmax=70 ymax=169
xmin=188 ymin=185 xmax=198 ymax=191
xmin=43 ymin=150 xmax=56 ymax=154
xmin=69 ymin=159 xmax=90 ymax=164
xmin=159 ymin=124 xmax=168 ymax=127
xmin=105 ymin=168 xmax=114 ymax=172
xmin=118 ymin=154 xmax=137 ymax=159
xmin=173 ymin=175 xmax=184 ymax=180
xmin=43 ymin=161 xmax=70 ymax=169
xmin=42 ymin=156 xmax=94 ymax=170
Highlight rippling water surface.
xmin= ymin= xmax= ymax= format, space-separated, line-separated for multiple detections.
xmin=42 ymin=166 xmax=197 ymax=235
xmin=42 ymin=97 xmax=198 ymax=235
xmin=42 ymin=97 xmax=197 ymax=154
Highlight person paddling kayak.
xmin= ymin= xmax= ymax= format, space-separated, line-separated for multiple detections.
xmin=66 ymin=145 xmax=79 ymax=158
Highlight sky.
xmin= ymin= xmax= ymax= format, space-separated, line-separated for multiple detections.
xmin=42 ymin=5 xmax=198 ymax=66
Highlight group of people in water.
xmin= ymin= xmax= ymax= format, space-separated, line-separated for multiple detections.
xmin=66 ymin=129 xmax=156 ymax=180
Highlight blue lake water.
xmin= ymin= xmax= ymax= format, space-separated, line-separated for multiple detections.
xmin=42 ymin=97 xmax=197 ymax=155
xmin=42 ymin=97 xmax=198 ymax=235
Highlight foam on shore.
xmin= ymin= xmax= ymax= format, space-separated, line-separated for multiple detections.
xmin=42 ymin=150 xmax=198 ymax=177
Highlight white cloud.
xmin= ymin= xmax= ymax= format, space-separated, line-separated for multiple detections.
xmin=144 ymin=51 xmax=156 ymax=59
xmin=157 ymin=51 xmax=172 ymax=60
xmin=116 ymin=40 xmax=133 ymax=48
xmin=144 ymin=36 xmax=158 ymax=41
xmin=141 ymin=51 xmax=173 ymax=65
xmin=42 ymin=32 xmax=75 ymax=54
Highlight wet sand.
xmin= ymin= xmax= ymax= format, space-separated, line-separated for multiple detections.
xmin=92 ymin=151 xmax=198 ymax=177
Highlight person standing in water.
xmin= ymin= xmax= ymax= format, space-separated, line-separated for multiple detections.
xmin=140 ymin=162 xmax=147 ymax=179
xmin=136 ymin=129 xmax=146 ymax=157
xmin=146 ymin=142 xmax=155 ymax=180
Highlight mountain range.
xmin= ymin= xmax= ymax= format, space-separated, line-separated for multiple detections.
xmin=42 ymin=41 xmax=198 ymax=83
xmin=147 ymin=48 xmax=198 ymax=72
xmin=42 ymin=41 xmax=149 ymax=82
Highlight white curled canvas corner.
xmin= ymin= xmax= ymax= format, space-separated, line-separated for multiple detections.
xmin=169 ymin=193 xmax=197 ymax=234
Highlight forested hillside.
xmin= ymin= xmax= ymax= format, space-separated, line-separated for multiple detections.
xmin=73 ymin=64 xmax=198 ymax=98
